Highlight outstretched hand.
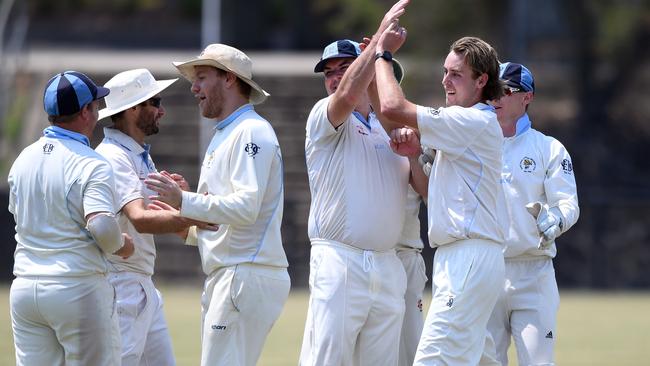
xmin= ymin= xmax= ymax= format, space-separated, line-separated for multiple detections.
xmin=145 ymin=172 xmax=183 ymax=209
xmin=377 ymin=0 xmax=410 ymax=37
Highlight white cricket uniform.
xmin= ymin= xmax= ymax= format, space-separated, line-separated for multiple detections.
xmin=180 ymin=104 xmax=290 ymax=366
xmin=396 ymin=187 xmax=427 ymax=366
xmin=414 ymin=103 xmax=506 ymax=366
xmin=8 ymin=126 xmax=121 ymax=366
xmin=95 ymin=127 xmax=176 ymax=366
xmin=299 ymin=96 xmax=410 ymax=366
xmin=487 ymin=114 xmax=579 ymax=366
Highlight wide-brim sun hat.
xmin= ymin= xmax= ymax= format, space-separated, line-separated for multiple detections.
xmin=98 ymin=68 xmax=177 ymax=121
xmin=173 ymin=44 xmax=270 ymax=105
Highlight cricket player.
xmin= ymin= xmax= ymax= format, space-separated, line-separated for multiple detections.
xmin=396 ymin=186 xmax=427 ymax=366
xmin=95 ymin=68 xmax=216 ymax=365
xmin=8 ymin=71 xmax=134 ymax=366
xmin=373 ymin=3 xmax=508 ymax=364
xmin=298 ymin=3 xmax=429 ymax=364
xmin=144 ymin=44 xmax=290 ymax=366
xmin=486 ymin=62 xmax=579 ymax=365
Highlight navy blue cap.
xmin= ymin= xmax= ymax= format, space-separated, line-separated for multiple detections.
xmin=314 ymin=39 xmax=405 ymax=84
xmin=314 ymin=39 xmax=361 ymax=72
xmin=499 ymin=62 xmax=535 ymax=93
xmin=43 ymin=71 xmax=110 ymax=116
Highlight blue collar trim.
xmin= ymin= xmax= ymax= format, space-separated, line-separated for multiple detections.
xmin=215 ymin=104 xmax=254 ymax=130
xmin=515 ymin=113 xmax=531 ymax=136
xmin=43 ymin=126 xmax=90 ymax=146
xmin=352 ymin=111 xmax=371 ymax=131
xmin=473 ymin=102 xmax=495 ymax=112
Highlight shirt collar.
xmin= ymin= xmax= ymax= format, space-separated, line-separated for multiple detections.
xmin=352 ymin=111 xmax=372 ymax=131
xmin=215 ymin=104 xmax=254 ymax=130
xmin=472 ymin=102 xmax=495 ymax=112
xmin=43 ymin=126 xmax=90 ymax=146
xmin=102 ymin=127 xmax=147 ymax=155
xmin=514 ymin=113 xmax=532 ymax=136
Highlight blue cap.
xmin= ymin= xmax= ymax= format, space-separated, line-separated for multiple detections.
xmin=314 ymin=39 xmax=405 ymax=84
xmin=499 ymin=62 xmax=535 ymax=93
xmin=314 ymin=39 xmax=361 ymax=72
xmin=43 ymin=71 xmax=110 ymax=116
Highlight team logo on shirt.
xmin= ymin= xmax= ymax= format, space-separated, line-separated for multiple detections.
xmin=520 ymin=156 xmax=536 ymax=173
xmin=417 ymin=299 xmax=423 ymax=312
xmin=42 ymin=143 xmax=54 ymax=154
xmin=427 ymin=107 xmax=441 ymax=117
xmin=561 ymin=159 xmax=573 ymax=174
xmin=446 ymin=296 xmax=454 ymax=308
xmin=245 ymin=142 xmax=260 ymax=157
xmin=356 ymin=125 xmax=368 ymax=135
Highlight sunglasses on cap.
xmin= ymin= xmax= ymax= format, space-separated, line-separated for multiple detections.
xmin=142 ymin=96 xmax=162 ymax=108
xmin=504 ymin=86 xmax=524 ymax=96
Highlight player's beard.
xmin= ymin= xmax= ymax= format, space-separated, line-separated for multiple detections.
xmin=136 ymin=113 xmax=159 ymax=136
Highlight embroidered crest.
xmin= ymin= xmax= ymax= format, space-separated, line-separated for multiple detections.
xmin=43 ymin=143 xmax=54 ymax=154
xmin=520 ymin=156 xmax=536 ymax=173
xmin=356 ymin=125 xmax=368 ymax=135
xmin=561 ymin=159 xmax=573 ymax=174
xmin=428 ymin=107 xmax=441 ymax=117
xmin=245 ymin=142 xmax=260 ymax=157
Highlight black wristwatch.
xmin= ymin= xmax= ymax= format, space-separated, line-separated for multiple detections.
xmin=374 ymin=50 xmax=393 ymax=62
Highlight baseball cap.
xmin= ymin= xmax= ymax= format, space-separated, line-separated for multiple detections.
xmin=499 ymin=62 xmax=535 ymax=93
xmin=43 ymin=71 xmax=110 ymax=116
xmin=314 ymin=39 xmax=405 ymax=84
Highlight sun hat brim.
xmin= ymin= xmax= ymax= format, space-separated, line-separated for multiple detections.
xmin=98 ymin=78 xmax=177 ymax=121
xmin=173 ymin=59 xmax=270 ymax=105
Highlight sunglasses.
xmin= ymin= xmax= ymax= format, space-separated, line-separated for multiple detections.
xmin=504 ymin=87 xmax=523 ymax=96
xmin=143 ymin=96 xmax=162 ymax=108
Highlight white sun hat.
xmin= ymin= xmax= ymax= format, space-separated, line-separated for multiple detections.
xmin=173 ymin=43 xmax=270 ymax=105
xmin=98 ymin=68 xmax=177 ymax=120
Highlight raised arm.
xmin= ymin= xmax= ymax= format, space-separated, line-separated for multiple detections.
xmin=374 ymin=6 xmax=418 ymax=128
xmin=327 ymin=0 xmax=411 ymax=126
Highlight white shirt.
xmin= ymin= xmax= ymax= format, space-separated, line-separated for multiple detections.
xmin=305 ymin=96 xmax=410 ymax=251
xmin=8 ymin=126 xmax=116 ymax=276
xmin=396 ymin=186 xmax=424 ymax=250
xmin=181 ymin=104 xmax=288 ymax=274
xmin=501 ymin=114 xmax=579 ymax=258
xmin=95 ymin=128 xmax=158 ymax=275
xmin=417 ymin=103 xmax=507 ymax=247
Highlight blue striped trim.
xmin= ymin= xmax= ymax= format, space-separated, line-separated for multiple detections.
xmin=250 ymin=146 xmax=284 ymax=263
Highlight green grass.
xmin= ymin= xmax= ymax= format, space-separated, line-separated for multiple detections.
xmin=2 ymin=286 xmax=650 ymax=365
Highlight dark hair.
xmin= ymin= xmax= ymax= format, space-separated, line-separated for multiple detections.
xmin=450 ymin=36 xmax=505 ymax=101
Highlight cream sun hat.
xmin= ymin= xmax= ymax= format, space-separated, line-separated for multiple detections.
xmin=173 ymin=43 xmax=270 ymax=105
xmin=98 ymin=68 xmax=177 ymax=120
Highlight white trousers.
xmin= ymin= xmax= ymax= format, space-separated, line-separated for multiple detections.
xmin=396 ymin=248 xmax=427 ymax=366
xmin=10 ymin=275 xmax=121 ymax=366
xmin=487 ymin=258 xmax=559 ymax=366
xmin=200 ymin=263 xmax=290 ymax=366
xmin=414 ymin=239 xmax=504 ymax=366
xmin=299 ymin=241 xmax=407 ymax=366
xmin=109 ymin=272 xmax=175 ymax=366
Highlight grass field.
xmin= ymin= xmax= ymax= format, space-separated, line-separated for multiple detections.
xmin=2 ymin=285 xmax=650 ymax=365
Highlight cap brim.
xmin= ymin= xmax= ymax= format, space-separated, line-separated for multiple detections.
xmin=313 ymin=54 xmax=358 ymax=73
xmin=173 ymin=59 xmax=270 ymax=105
xmin=95 ymin=86 xmax=111 ymax=100
xmin=98 ymin=78 xmax=177 ymax=120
